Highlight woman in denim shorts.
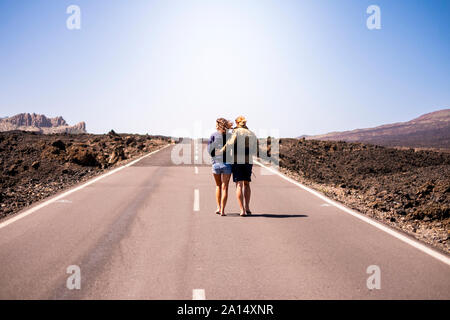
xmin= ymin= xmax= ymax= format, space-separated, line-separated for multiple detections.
xmin=207 ymin=118 xmax=233 ymax=216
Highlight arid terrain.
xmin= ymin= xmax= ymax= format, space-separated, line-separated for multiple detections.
xmin=305 ymin=109 xmax=450 ymax=151
xmin=0 ymin=131 xmax=171 ymax=219
xmin=1 ymin=128 xmax=449 ymax=253
xmin=277 ymin=138 xmax=450 ymax=253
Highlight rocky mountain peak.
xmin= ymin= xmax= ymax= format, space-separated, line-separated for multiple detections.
xmin=0 ymin=113 xmax=86 ymax=134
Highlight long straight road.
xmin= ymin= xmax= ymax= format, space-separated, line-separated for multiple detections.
xmin=0 ymin=140 xmax=449 ymax=299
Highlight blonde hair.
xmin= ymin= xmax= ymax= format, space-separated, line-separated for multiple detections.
xmin=235 ymin=115 xmax=247 ymax=128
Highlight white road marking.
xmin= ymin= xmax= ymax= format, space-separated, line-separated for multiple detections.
xmin=195 ymin=167 xmax=199 ymax=174
xmin=254 ymin=159 xmax=450 ymax=267
xmin=194 ymin=189 xmax=200 ymax=211
xmin=192 ymin=289 xmax=205 ymax=300
xmin=0 ymin=144 xmax=172 ymax=230
xmin=321 ymin=203 xmax=331 ymax=207
xmin=55 ymin=199 xmax=72 ymax=204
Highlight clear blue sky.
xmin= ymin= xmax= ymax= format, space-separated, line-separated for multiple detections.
xmin=1 ymin=0 xmax=449 ymax=137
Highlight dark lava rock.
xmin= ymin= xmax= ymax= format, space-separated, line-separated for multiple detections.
xmin=51 ymin=139 xmax=66 ymax=151
xmin=108 ymin=129 xmax=119 ymax=136
xmin=6 ymin=165 xmax=18 ymax=176
xmin=68 ymin=149 xmax=100 ymax=167
xmin=108 ymin=147 xmax=126 ymax=165
xmin=125 ymin=136 xmax=136 ymax=146
xmin=31 ymin=161 xmax=40 ymax=169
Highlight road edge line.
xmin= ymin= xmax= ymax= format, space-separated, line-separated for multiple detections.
xmin=254 ymin=159 xmax=450 ymax=266
xmin=0 ymin=144 xmax=172 ymax=230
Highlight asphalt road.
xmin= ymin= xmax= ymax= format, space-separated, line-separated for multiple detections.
xmin=0 ymin=140 xmax=449 ymax=299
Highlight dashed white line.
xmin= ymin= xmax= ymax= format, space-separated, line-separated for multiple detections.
xmin=254 ymin=159 xmax=450 ymax=267
xmin=194 ymin=189 xmax=200 ymax=211
xmin=55 ymin=199 xmax=72 ymax=204
xmin=192 ymin=289 xmax=205 ymax=300
xmin=195 ymin=167 xmax=199 ymax=174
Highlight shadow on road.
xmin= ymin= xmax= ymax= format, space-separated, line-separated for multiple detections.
xmin=225 ymin=213 xmax=308 ymax=218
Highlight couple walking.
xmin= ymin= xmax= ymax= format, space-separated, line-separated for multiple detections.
xmin=207 ymin=116 xmax=258 ymax=217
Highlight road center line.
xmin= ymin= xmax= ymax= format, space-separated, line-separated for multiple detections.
xmin=55 ymin=199 xmax=72 ymax=204
xmin=192 ymin=289 xmax=205 ymax=300
xmin=194 ymin=189 xmax=200 ymax=211
xmin=195 ymin=166 xmax=199 ymax=174
xmin=254 ymin=159 xmax=450 ymax=266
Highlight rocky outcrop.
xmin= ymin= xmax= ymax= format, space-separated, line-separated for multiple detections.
xmin=0 ymin=113 xmax=87 ymax=134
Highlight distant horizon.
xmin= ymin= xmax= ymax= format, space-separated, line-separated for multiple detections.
xmin=1 ymin=106 xmax=448 ymax=138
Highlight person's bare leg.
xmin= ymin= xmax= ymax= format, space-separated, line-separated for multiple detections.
xmin=244 ymin=181 xmax=251 ymax=214
xmin=219 ymin=174 xmax=231 ymax=216
xmin=213 ymin=174 xmax=222 ymax=214
xmin=236 ymin=181 xmax=246 ymax=216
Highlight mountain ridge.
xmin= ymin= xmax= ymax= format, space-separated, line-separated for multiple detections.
xmin=305 ymin=108 xmax=450 ymax=150
xmin=0 ymin=113 xmax=86 ymax=134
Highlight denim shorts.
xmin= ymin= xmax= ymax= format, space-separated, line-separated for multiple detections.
xmin=212 ymin=162 xmax=232 ymax=174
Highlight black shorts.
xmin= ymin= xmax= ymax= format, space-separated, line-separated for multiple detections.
xmin=232 ymin=164 xmax=253 ymax=182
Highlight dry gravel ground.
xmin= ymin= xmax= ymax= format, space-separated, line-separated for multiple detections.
xmin=276 ymin=138 xmax=450 ymax=253
xmin=0 ymin=131 xmax=171 ymax=219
